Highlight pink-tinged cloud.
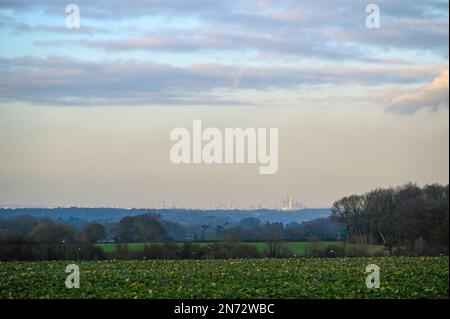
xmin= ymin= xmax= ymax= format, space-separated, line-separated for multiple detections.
xmin=388 ymin=68 xmax=449 ymax=113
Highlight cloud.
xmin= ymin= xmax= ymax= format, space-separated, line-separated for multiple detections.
xmin=33 ymin=29 xmax=376 ymax=62
xmin=387 ymin=68 xmax=449 ymax=113
xmin=1 ymin=0 xmax=446 ymax=20
xmin=0 ymin=0 xmax=235 ymax=18
xmin=0 ymin=1 xmax=447 ymax=108
xmin=0 ymin=56 xmax=443 ymax=106
xmin=2 ymin=0 xmax=448 ymax=59
xmin=0 ymin=12 xmax=111 ymax=35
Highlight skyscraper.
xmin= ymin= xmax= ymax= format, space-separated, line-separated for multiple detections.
xmin=282 ymin=195 xmax=304 ymax=211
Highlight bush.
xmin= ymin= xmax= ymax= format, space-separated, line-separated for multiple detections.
xmin=212 ymin=242 xmax=261 ymax=259
xmin=0 ymin=236 xmax=105 ymax=261
xmin=180 ymin=242 xmax=204 ymax=259
xmin=393 ymin=237 xmax=446 ymax=257
xmin=139 ymin=243 xmax=180 ymax=259
xmin=305 ymin=244 xmax=344 ymax=258
xmin=264 ymin=241 xmax=294 ymax=258
xmin=344 ymin=244 xmax=369 ymax=257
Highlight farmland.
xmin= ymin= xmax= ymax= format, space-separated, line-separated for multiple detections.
xmin=97 ymin=241 xmax=387 ymax=256
xmin=0 ymin=257 xmax=448 ymax=299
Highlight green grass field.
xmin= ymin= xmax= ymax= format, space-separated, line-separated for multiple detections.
xmin=1 ymin=257 xmax=447 ymax=299
xmin=97 ymin=241 xmax=387 ymax=256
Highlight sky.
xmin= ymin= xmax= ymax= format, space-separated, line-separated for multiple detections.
xmin=0 ymin=0 xmax=448 ymax=208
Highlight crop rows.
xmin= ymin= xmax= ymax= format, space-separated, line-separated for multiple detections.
xmin=0 ymin=257 xmax=448 ymax=299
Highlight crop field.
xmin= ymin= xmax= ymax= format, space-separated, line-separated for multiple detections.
xmin=0 ymin=257 xmax=447 ymax=299
xmin=97 ymin=241 xmax=387 ymax=256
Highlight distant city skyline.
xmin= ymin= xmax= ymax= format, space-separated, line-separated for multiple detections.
xmin=2 ymin=194 xmax=314 ymax=210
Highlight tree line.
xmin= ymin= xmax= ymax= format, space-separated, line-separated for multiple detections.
xmin=0 ymin=213 xmax=340 ymax=260
xmin=0 ymin=213 xmax=342 ymax=245
xmin=331 ymin=183 xmax=449 ymax=255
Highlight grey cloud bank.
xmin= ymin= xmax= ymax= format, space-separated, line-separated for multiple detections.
xmin=0 ymin=56 xmax=445 ymax=109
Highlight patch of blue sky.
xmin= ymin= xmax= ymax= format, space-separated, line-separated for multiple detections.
xmin=348 ymin=48 xmax=446 ymax=67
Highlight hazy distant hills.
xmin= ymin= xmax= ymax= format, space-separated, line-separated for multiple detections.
xmin=0 ymin=208 xmax=331 ymax=226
